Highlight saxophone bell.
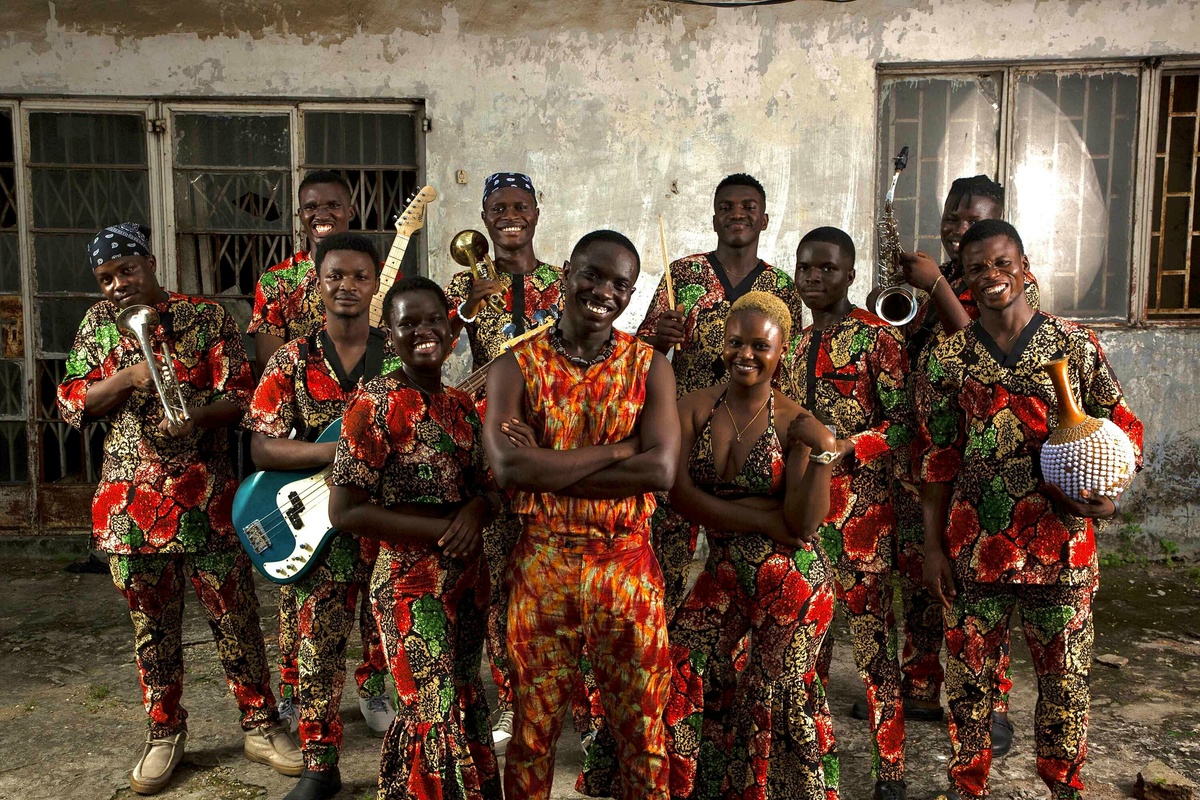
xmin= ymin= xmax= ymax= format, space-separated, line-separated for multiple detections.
xmin=450 ymin=230 xmax=506 ymax=315
xmin=116 ymin=305 xmax=191 ymax=429
xmin=872 ymin=145 xmax=918 ymax=327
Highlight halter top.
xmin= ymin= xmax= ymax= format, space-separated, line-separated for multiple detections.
xmin=688 ymin=389 xmax=787 ymax=502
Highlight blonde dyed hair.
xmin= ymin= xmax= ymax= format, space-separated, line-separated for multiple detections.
xmin=728 ymin=291 xmax=792 ymax=346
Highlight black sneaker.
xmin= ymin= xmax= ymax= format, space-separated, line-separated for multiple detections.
xmin=283 ymin=766 xmax=342 ymax=800
xmin=991 ymin=712 xmax=1014 ymax=758
xmin=874 ymin=780 xmax=907 ymax=800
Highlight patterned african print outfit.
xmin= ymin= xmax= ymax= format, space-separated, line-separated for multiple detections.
xmin=914 ymin=312 xmax=1143 ymax=799
xmin=896 ymin=264 xmax=1039 ymax=710
xmin=331 ymin=376 xmax=500 ymax=800
xmin=58 ymin=293 xmax=277 ymax=736
xmin=636 ymin=253 xmax=806 ymax=645
xmin=505 ymin=328 xmax=671 ymax=800
xmin=445 ymin=260 xmax=562 ymax=714
xmin=244 ymin=328 xmax=392 ymax=770
xmin=666 ymin=392 xmax=838 ymax=800
xmin=248 ymin=250 xmax=390 ymax=703
xmin=785 ymin=307 xmax=912 ymax=784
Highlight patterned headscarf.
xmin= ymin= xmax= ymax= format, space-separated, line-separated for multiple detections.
xmin=483 ymin=172 xmax=536 ymax=208
xmin=88 ymin=223 xmax=152 ymax=269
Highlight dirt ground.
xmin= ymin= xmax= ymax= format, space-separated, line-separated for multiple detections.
xmin=0 ymin=555 xmax=1196 ymax=800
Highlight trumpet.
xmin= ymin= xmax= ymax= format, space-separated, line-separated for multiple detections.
xmin=450 ymin=230 xmax=506 ymax=315
xmin=872 ymin=145 xmax=918 ymax=327
xmin=116 ymin=305 xmax=191 ymax=429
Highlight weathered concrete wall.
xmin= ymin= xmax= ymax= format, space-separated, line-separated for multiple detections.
xmin=1 ymin=0 xmax=1197 ymax=548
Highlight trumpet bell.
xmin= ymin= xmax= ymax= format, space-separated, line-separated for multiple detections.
xmin=116 ymin=304 xmax=161 ymax=336
xmin=873 ymin=285 xmax=918 ymax=327
xmin=449 ymin=230 xmax=490 ymax=267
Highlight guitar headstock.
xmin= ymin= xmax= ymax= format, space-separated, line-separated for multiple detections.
xmin=393 ymin=185 xmax=438 ymax=237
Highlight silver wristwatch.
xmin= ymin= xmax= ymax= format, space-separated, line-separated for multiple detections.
xmin=809 ymin=449 xmax=840 ymax=464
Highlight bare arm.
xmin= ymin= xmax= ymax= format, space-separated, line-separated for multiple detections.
xmin=328 ymin=486 xmax=452 ymax=547
xmin=558 ymin=352 xmax=680 ymax=498
xmin=483 ymin=352 xmax=637 ymax=492
xmin=782 ymin=405 xmax=838 ymax=543
xmin=926 ymin=275 xmax=971 ymax=335
xmin=251 ymin=432 xmax=336 ymax=471
xmin=921 ymin=480 xmax=956 ymax=609
xmin=188 ymin=399 xmax=244 ymax=430
xmin=82 ymin=363 xmax=152 ymax=421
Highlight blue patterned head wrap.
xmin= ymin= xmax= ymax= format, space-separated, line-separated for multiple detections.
xmin=88 ymin=223 xmax=152 ymax=269
xmin=483 ymin=173 xmax=536 ymax=208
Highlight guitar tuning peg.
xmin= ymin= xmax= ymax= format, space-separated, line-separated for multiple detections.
xmin=387 ymin=210 xmax=402 ymax=227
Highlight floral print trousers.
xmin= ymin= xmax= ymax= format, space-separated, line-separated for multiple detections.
xmin=944 ymin=581 xmax=1094 ymax=799
xmin=108 ymin=550 xmax=277 ymax=738
xmin=666 ymin=532 xmax=839 ymax=800
xmin=505 ymin=528 xmax=671 ymax=800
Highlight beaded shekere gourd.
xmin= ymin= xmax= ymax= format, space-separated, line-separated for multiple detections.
xmin=1039 ymin=356 xmax=1137 ymax=501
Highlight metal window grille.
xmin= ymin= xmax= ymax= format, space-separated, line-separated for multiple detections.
xmin=877 ymin=75 xmax=1002 ymax=262
xmin=29 ymin=111 xmax=151 ymax=484
xmin=0 ymin=109 xmax=25 ymax=483
xmin=301 ymin=111 xmax=423 ymax=276
xmin=1149 ymin=71 xmax=1200 ymax=318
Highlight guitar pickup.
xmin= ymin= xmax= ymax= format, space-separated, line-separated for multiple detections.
xmin=244 ymin=522 xmax=270 ymax=554
xmin=285 ymin=491 xmax=306 ymax=529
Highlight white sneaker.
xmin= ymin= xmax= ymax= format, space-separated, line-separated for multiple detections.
xmin=492 ymin=709 xmax=514 ymax=755
xmin=277 ymin=696 xmax=300 ymax=735
xmin=359 ymin=694 xmax=395 ymax=739
xmin=130 ymin=730 xmax=186 ymax=795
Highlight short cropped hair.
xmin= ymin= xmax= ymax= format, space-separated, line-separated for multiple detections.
xmin=299 ymin=169 xmax=353 ymax=198
xmin=729 ymin=290 xmax=792 ymax=346
xmin=382 ymin=275 xmax=451 ymax=328
xmin=958 ymin=218 xmax=1025 ymax=259
xmin=798 ymin=226 xmax=856 ymax=266
xmin=314 ymin=232 xmax=380 ymax=276
xmin=570 ymin=229 xmax=641 ymax=273
xmin=715 ymin=173 xmax=766 ymax=204
xmin=945 ymin=174 xmax=1004 ymax=214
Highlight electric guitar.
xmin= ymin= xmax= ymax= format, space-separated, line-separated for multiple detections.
xmin=233 ymin=419 xmax=342 ymax=584
xmin=234 ymin=188 xmax=437 ymax=583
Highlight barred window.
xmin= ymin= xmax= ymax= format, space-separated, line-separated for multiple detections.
xmin=1149 ymin=71 xmax=1200 ymax=318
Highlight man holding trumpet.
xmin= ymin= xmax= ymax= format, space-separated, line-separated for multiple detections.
xmin=57 ymin=223 xmax=301 ymax=795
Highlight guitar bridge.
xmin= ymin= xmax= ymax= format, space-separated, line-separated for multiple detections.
xmin=245 ymin=521 xmax=270 ymax=554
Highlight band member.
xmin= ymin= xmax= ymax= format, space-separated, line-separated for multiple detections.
xmin=789 ymin=228 xmax=912 ymax=799
xmin=328 ymin=276 xmax=502 ymax=800
xmin=243 ymin=232 xmax=391 ymax=800
xmin=444 ymin=171 xmax=562 ymax=749
xmin=484 ymin=231 xmax=679 ymax=800
xmin=636 ymin=173 xmax=805 ymax=626
xmin=665 ymin=292 xmax=840 ymax=800
xmin=248 ymin=169 xmax=395 ymax=738
xmin=894 ymin=176 xmax=1030 ymax=754
xmin=916 ymin=220 xmax=1143 ymax=800
xmin=57 ymin=223 xmax=301 ymax=795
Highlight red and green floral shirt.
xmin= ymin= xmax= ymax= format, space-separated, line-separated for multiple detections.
xmin=636 ymin=253 xmax=804 ymax=397
xmin=57 ymin=293 xmax=253 ymax=555
xmin=331 ymin=376 xmax=485 ymax=561
xmin=784 ymin=307 xmax=913 ymax=574
xmin=248 ymin=251 xmax=325 ymax=343
xmin=913 ymin=312 xmax=1144 ymax=586
xmin=444 ymin=261 xmax=562 ymax=373
xmin=510 ymin=328 xmax=657 ymax=539
xmin=244 ymin=328 xmax=394 ymax=582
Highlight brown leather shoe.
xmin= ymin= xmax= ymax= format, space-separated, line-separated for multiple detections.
xmin=244 ymin=723 xmax=303 ymax=776
xmin=129 ymin=730 xmax=186 ymax=795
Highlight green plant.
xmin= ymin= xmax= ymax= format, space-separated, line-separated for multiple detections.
xmin=88 ymin=684 xmax=110 ymax=701
xmin=1159 ymin=538 xmax=1180 ymax=560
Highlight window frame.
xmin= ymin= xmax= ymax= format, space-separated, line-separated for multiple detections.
xmin=877 ymin=55 xmax=1200 ymax=328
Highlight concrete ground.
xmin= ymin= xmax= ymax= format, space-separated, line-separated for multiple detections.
xmin=0 ymin=555 xmax=1197 ymax=800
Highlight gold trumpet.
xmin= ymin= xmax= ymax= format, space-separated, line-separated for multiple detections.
xmin=116 ymin=305 xmax=191 ymax=428
xmin=872 ymin=145 xmax=918 ymax=327
xmin=450 ymin=230 xmax=506 ymax=315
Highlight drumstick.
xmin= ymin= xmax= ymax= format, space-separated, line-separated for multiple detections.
xmin=659 ymin=213 xmax=679 ymax=351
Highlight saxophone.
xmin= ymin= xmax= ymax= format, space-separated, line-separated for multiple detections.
xmin=872 ymin=145 xmax=917 ymax=327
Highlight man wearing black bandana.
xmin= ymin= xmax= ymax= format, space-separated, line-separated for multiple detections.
xmin=57 ymin=224 xmax=301 ymax=795
xmin=443 ymin=172 xmax=564 ymax=752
